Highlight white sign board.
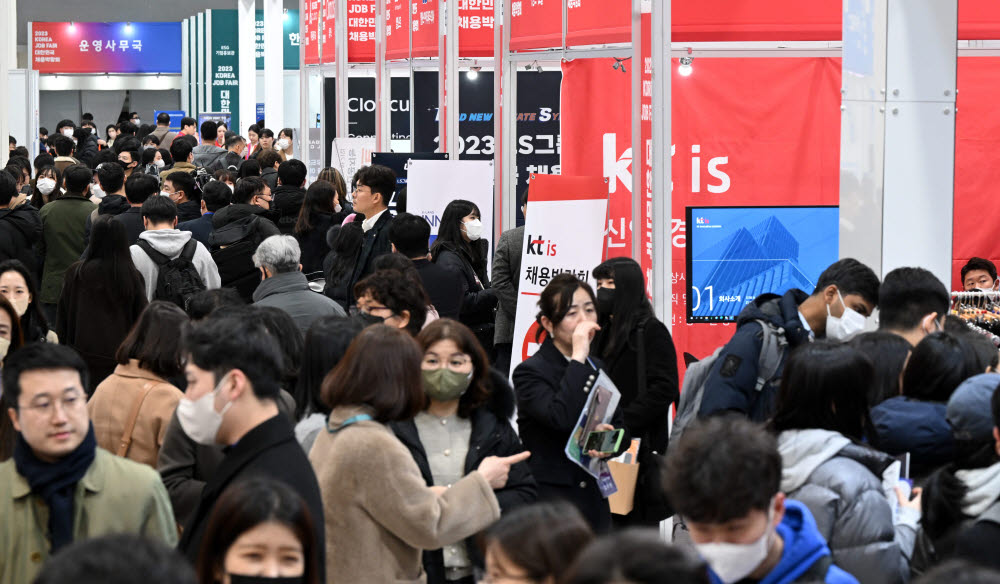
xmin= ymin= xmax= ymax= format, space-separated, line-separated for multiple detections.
xmin=331 ymin=137 xmax=377 ymax=188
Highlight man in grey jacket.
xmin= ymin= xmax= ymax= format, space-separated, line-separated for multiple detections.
xmin=129 ymin=196 xmax=222 ymax=301
xmin=252 ymin=234 xmax=345 ymax=336
xmin=191 ymin=120 xmax=228 ymax=171
xmin=149 ymin=112 xmax=178 ymax=151
xmin=491 ymin=188 xmax=528 ymax=376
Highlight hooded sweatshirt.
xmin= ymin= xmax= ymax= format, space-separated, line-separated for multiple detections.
xmin=777 ymin=429 xmax=917 ymax=584
xmin=706 ymin=500 xmax=857 ymax=584
xmin=129 ymin=229 xmax=221 ymax=301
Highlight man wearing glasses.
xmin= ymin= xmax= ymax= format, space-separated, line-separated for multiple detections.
xmin=0 ymin=343 xmax=177 ymax=583
xmin=346 ymin=165 xmax=397 ymax=305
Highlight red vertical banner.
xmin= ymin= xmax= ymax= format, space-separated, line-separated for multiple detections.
xmin=640 ymin=13 xmax=653 ymax=296
xmin=510 ymin=0 xmax=562 ymax=51
xmin=567 ymin=0 xmax=630 ymax=46
xmin=304 ymin=0 xmax=320 ymax=64
xmin=347 ymin=0 xmax=376 ymax=62
xmin=320 ymin=0 xmax=336 ymax=64
xmin=386 ymin=0 xmax=409 ymax=60
xmin=411 ymin=0 xmax=438 ymax=58
xmin=458 ymin=0 xmax=495 ymax=57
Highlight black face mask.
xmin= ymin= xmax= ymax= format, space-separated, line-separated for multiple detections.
xmin=351 ymin=311 xmax=387 ymax=328
xmin=596 ymin=287 xmax=616 ymax=316
xmin=229 ymin=576 xmax=303 ymax=584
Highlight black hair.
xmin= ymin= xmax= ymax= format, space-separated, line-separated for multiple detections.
xmin=770 ymin=341 xmax=875 ymax=441
xmin=201 ymin=180 xmax=232 ymax=213
xmin=70 ymin=216 xmax=147 ymax=317
xmin=849 ymin=331 xmax=912 ymax=406
xmin=141 ymin=195 xmax=177 ymax=225
xmin=535 ymin=273 xmax=597 ymax=342
xmin=233 ymin=176 xmax=266 ymax=204
xmin=295 ymin=316 xmax=365 ymax=419
xmin=278 ymin=159 xmax=308 ymax=188
xmin=199 ymin=120 xmax=218 ymax=142
xmin=93 ymin=149 xmax=119 ymax=168
xmin=0 ymin=260 xmax=49 ymax=343
xmin=51 ymin=134 xmax=75 ymax=157
xmin=295 ymin=181 xmax=335 ymax=235
xmin=170 ymin=138 xmax=193 ymax=164
xmin=260 ymin=128 xmax=275 ymax=139
xmin=156 ymin=112 xmax=171 ymax=125
xmin=248 ymin=124 xmax=261 ymax=136
xmin=38 ymin=127 xmax=48 ymax=137
xmin=326 ymin=223 xmax=364 ymax=287
xmin=115 ymin=301 xmax=187 ymax=379
xmin=256 ymin=306 xmax=303 ymax=392
xmin=258 ymin=149 xmax=283 ymax=170
xmin=56 ymin=119 xmax=76 ymax=132
xmin=372 ymin=254 xmax=431 ymax=306
xmin=34 ymin=534 xmax=197 ymax=584
xmin=566 ymin=529 xmax=709 ymax=584
xmin=180 ymin=117 xmax=197 ymax=131
xmin=238 ymin=159 xmax=262 ymax=178
xmin=96 ymin=161 xmax=126 ymax=194
xmin=185 ymin=315 xmax=284 ymax=400
xmin=224 ymin=134 xmax=246 ymax=150
xmin=2 ymin=343 xmax=89 ymax=409
xmin=124 ymin=173 xmax=160 ymax=205
xmin=520 ymin=186 xmax=530 ymax=209
xmin=592 ymin=257 xmax=654 ymax=361
xmin=665 ymin=416 xmax=781 ymax=523
xmin=157 ymin=147 xmax=174 ymax=166
xmin=354 ymin=164 xmax=396 ymax=206
xmin=165 ymin=170 xmax=199 ymax=204
xmin=279 ymin=127 xmax=294 ymax=140
xmin=141 ymin=134 xmax=160 ymax=148
xmin=33 ymin=153 xmax=54 ymax=171
xmin=0 ymin=171 xmax=15 ymax=206
xmin=483 ymin=502 xmax=594 ymax=582
xmin=186 ymin=288 xmax=244 ymax=321
xmin=394 ymin=185 xmax=407 ymax=213
xmin=140 ymin=147 xmax=158 ymax=167
xmin=878 ymin=267 xmax=950 ymax=332
xmin=353 ymin=270 xmax=428 ymax=336
xmin=813 ymin=257 xmax=880 ymax=307
xmin=430 ymin=199 xmax=483 ymax=263
xmin=117 ymin=121 xmax=138 ymax=137
xmin=104 ymin=124 xmax=116 ymax=139
xmin=63 ymin=164 xmax=93 ymax=194
xmin=962 ymin=258 xmax=998 ymax=284
xmin=903 ymin=332 xmax=983 ymax=402
xmin=11 ymin=148 xmax=30 ymax=164
xmin=389 ymin=213 xmax=432 ymax=258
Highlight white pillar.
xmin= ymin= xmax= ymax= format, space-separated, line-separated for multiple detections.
xmin=264 ymin=0 xmax=285 ymax=131
xmin=2 ymin=3 xmax=12 ymax=168
xmin=299 ymin=0 xmax=309 ymax=166
xmin=237 ymin=0 xmax=256 ymax=135
xmin=840 ymin=0 xmax=957 ymax=284
xmin=6 ymin=0 xmax=15 ymax=69
xmin=336 ymin=0 xmax=348 ymax=138
xmin=651 ymin=0 xmax=672 ymax=323
xmin=439 ymin=0 xmax=458 ymax=155
xmin=375 ymin=0 xmax=389 ymax=150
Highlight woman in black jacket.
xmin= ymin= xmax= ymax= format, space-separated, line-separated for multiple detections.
xmin=512 ymin=273 xmax=627 ymax=533
xmin=430 ymin=200 xmax=498 ymax=359
xmin=391 ymin=318 xmax=536 ymax=584
xmin=592 ymin=257 xmax=678 ymax=526
xmin=295 ymin=181 xmax=349 ymax=276
xmin=322 ymin=221 xmax=364 ymax=311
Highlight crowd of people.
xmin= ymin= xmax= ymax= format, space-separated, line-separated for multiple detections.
xmin=4 ymin=112 xmax=1000 ymax=584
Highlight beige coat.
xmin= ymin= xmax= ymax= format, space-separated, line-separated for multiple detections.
xmin=87 ymin=360 xmax=183 ymax=468
xmin=309 ymin=406 xmax=501 ymax=583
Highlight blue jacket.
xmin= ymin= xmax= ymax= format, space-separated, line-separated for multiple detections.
xmin=699 ymin=289 xmax=812 ymax=422
xmin=871 ymin=396 xmax=954 ymax=478
xmin=707 ymin=500 xmax=858 ymax=584
xmin=177 ymin=212 xmax=215 ymax=247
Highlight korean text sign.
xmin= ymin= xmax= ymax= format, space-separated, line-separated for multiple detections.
xmin=31 ymin=22 xmax=181 ymax=74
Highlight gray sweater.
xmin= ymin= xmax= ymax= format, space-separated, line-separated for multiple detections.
xmin=130 ymin=229 xmax=222 ymax=301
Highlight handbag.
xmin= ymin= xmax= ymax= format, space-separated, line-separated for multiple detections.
xmin=631 ymin=322 xmax=674 ymax=522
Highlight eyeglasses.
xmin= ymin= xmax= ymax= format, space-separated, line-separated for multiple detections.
xmin=19 ymin=391 xmax=85 ymax=417
xmin=422 ymin=355 xmax=473 ymax=372
xmin=352 ymin=303 xmax=392 ymax=317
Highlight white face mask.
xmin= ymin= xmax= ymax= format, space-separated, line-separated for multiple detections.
xmin=176 ymin=374 xmax=233 ymax=445
xmin=153 ymin=159 xmax=166 ymax=169
xmin=826 ymin=289 xmax=866 ymax=342
xmin=275 ymin=138 xmax=290 ymax=151
xmin=694 ymin=506 xmax=775 ymax=584
xmin=334 ymin=202 xmax=343 ymax=213
xmin=133 ymin=119 xmax=141 ymax=125
xmin=463 ymin=218 xmax=483 ymax=241
xmin=36 ymin=178 xmax=56 ymax=195
xmin=9 ymin=297 xmax=28 ymax=318
xmin=0 ymin=337 xmax=10 ymax=360
xmin=227 ymin=183 xmax=235 ymax=193
xmin=90 ymin=182 xmax=106 ymax=200
xmin=160 ymin=190 xmax=172 ymax=198
xmin=61 ymin=128 xmax=74 ymax=137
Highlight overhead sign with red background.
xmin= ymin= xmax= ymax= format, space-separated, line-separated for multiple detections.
xmin=32 ymin=21 xmax=181 ymax=73
xmin=386 ymin=0 xmax=410 ymax=60
xmin=411 ymin=0 xmax=438 ymax=58
xmin=567 ymin=0 xmax=629 ymax=46
xmin=458 ymin=0 xmax=495 ymax=57
xmin=347 ymin=0 xmax=376 ymax=62
xmin=304 ymin=0 xmax=320 ymax=64
xmin=320 ymin=0 xmax=337 ymax=63
xmin=510 ymin=0 xmax=561 ymax=51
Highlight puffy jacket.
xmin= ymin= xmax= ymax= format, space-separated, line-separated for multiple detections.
xmin=252 ymin=271 xmax=346 ymax=337
xmin=871 ymin=397 xmax=954 ymax=479
xmin=0 ymin=204 xmax=42 ymax=274
xmin=778 ymin=429 xmax=917 ymax=584
xmin=191 ymin=144 xmax=228 ymax=171
xmin=698 ymin=289 xmax=812 ymax=422
xmin=271 ymin=185 xmax=306 ymax=235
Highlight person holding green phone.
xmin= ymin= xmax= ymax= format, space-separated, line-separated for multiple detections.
xmin=392 ymin=318 xmax=537 ymax=584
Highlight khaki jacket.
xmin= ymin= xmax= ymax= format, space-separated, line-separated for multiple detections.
xmin=0 ymin=448 xmax=177 ymax=583
xmin=87 ymin=360 xmax=183 ymax=468
xmin=309 ymin=406 xmax=500 ymax=584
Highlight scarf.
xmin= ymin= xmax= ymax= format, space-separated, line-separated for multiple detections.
xmin=13 ymin=423 xmax=97 ymax=552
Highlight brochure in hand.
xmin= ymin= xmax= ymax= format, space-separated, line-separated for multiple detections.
xmin=564 ymin=369 xmax=621 ymax=498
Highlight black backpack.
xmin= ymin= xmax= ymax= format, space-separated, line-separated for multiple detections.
xmin=136 ymin=239 xmax=207 ymax=309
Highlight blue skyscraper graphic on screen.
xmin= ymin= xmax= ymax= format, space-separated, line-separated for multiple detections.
xmin=687 ymin=206 xmax=839 ymax=322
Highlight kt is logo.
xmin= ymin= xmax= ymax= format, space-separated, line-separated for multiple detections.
xmin=527 ymin=235 xmax=557 ymax=256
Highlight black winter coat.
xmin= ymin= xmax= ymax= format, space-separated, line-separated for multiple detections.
xmin=391 ymin=370 xmax=537 ymax=584
xmin=0 ymin=204 xmax=42 ymax=275
xmin=296 ymin=213 xmax=336 ymax=275
xmin=271 ymin=185 xmax=306 ymax=235
xmin=512 ymin=338 xmax=627 ymax=532
xmin=432 ymin=240 xmax=497 ymax=329
xmin=347 ymin=210 xmax=393 ymax=304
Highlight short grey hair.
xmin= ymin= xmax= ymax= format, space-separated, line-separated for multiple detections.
xmin=253 ymin=235 xmax=301 ymax=274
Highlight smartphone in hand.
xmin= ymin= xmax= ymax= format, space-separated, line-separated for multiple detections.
xmin=584 ymin=429 xmax=624 ymax=455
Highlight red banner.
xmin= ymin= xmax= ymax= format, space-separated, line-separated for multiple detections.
xmin=562 ymin=56 xmax=841 ymax=366
xmin=347 ymin=0 xmax=376 ymax=62
xmin=567 ymin=0 xmax=629 ymax=46
xmin=319 ymin=0 xmax=336 ymax=64
xmin=510 ymin=0 xmax=561 ymax=51
xmin=386 ymin=0 xmax=409 ymax=60
xmin=304 ymin=1 xmax=320 ymax=64
xmin=411 ymin=0 xmax=438 ymax=58
xmin=459 ymin=0 xmax=495 ymax=57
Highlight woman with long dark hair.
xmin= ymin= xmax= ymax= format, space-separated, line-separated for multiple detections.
xmin=0 ymin=259 xmax=56 ymax=344
xmin=391 ymin=319 xmax=536 ymax=584
xmin=592 ymin=257 xmax=677 ymax=526
xmin=322 ymin=222 xmax=364 ymax=310
xmin=31 ymin=165 xmax=61 ymax=209
xmin=295 ymin=181 xmax=344 ymax=275
xmin=196 ymin=477 xmax=321 ymax=584
xmin=317 ymin=167 xmax=348 ymax=210
xmin=770 ymin=341 xmax=918 ymax=584
xmin=430 ymin=199 xmax=497 ymax=357
xmin=56 ymin=216 xmax=148 ymax=390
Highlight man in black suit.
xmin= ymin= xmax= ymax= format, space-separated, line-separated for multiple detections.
xmin=389 ymin=212 xmax=464 ymax=320
xmin=114 ymin=173 xmax=157 ymax=245
xmin=178 ymin=180 xmax=231 ymax=247
xmin=176 ymin=315 xmax=325 ymax=581
xmin=346 ymin=164 xmax=395 ymax=306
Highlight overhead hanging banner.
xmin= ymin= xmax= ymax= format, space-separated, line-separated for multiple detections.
xmin=348 ymin=0 xmax=377 ymax=62
xmin=31 ymin=21 xmax=182 ymax=74
xmin=411 ymin=0 xmax=439 ymax=58
xmin=567 ymin=0 xmax=630 ymax=46
xmin=459 ymin=0 xmax=496 ymax=57
xmin=321 ymin=0 xmax=337 ymax=63
xmin=509 ymin=174 xmax=609 ymax=373
xmin=509 ymin=0 xmax=561 ymax=51
xmin=407 ymin=159 xmax=495 ymax=252
xmin=386 ymin=0 xmax=410 ymax=60
xmin=209 ymin=10 xmax=240 ymax=130
xmin=304 ymin=0 xmax=321 ymax=64
xmin=255 ymin=9 xmax=301 ymax=70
